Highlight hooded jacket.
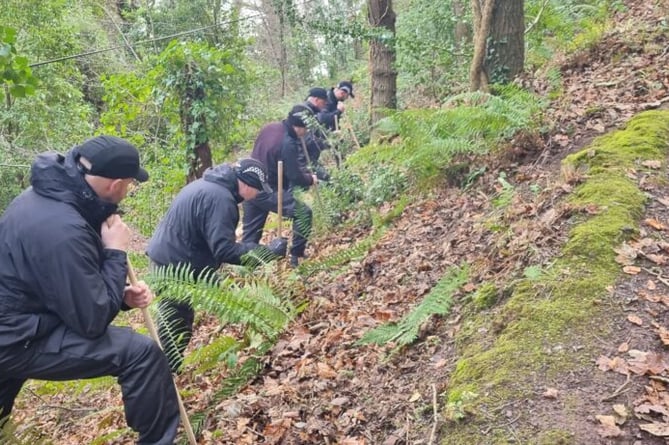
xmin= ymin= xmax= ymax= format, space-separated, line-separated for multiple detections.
xmin=0 ymin=150 xmax=127 ymax=351
xmin=146 ymin=164 xmax=258 ymax=275
xmin=251 ymin=120 xmax=314 ymax=190
xmin=317 ymin=88 xmax=343 ymax=131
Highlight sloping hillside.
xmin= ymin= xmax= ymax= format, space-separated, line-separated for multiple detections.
xmin=10 ymin=1 xmax=669 ymax=444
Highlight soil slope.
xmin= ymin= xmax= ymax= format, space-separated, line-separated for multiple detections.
xmin=9 ymin=0 xmax=669 ymax=444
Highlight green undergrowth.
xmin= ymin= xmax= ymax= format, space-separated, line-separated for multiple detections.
xmin=347 ymin=85 xmax=545 ymax=190
xmin=441 ymin=110 xmax=669 ymax=444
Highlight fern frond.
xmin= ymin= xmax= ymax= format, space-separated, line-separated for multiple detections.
xmin=357 ymin=265 xmax=469 ymax=352
xmin=297 ymin=227 xmax=385 ymax=275
xmin=147 ymin=264 xmax=295 ymax=340
xmin=0 ymin=419 xmax=51 ymax=445
xmin=186 ymin=335 xmax=240 ymax=374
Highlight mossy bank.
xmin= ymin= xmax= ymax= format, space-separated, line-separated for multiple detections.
xmin=442 ymin=110 xmax=669 ymax=444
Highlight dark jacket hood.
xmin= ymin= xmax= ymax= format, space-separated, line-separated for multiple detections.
xmin=30 ymin=150 xmax=118 ymax=230
xmin=203 ymin=163 xmax=242 ymax=203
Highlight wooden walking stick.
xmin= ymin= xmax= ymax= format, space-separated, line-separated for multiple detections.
xmin=126 ymin=259 xmax=198 ymax=445
xmin=344 ymin=119 xmax=361 ymax=151
xmin=299 ymin=137 xmax=322 ymax=207
xmin=277 ymin=160 xmax=284 ymax=241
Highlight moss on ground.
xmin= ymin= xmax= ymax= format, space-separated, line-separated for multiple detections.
xmin=441 ymin=110 xmax=669 ymax=444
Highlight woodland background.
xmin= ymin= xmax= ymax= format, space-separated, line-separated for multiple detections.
xmin=3 ymin=0 xmax=662 ymax=444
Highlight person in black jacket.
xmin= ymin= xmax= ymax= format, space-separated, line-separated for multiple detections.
xmin=302 ymin=87 xmax=331 ymax=175
xmin=0 ymin=136 xmax=179 ymax=444
xmin=242 ymin=104 xmax=318 ymax=268
xmin=146 ymin=158 xmax=287 ymax=373
xmin=317 ymin=80 xmax=354 ymax=132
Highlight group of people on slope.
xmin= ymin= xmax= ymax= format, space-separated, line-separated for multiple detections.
xmin=0 ymin=80 xmax=354 ymax=444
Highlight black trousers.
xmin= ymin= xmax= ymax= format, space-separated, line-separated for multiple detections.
xmin=156 ymin=299 xmax=195 ymax=374
xmin=241 ymin=189 xmax=312 ymax=258
xmin=0 ymin=325 xmax=179 ymax=444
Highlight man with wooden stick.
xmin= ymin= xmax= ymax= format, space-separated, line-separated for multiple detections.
xmin=315 ymin=80 xmax=355 ymax=169
xmin=242 ymin=104 xmax=318 ymax=268
xmin=302 ymin=86 xmax=333 ymax=180
xmin=147 ymin=158 xmax=287 ymax=374
xmin=0 ymin=136 xmax=180 ymax=444
xmin=318 ymin=80 xmax=354 ymax=132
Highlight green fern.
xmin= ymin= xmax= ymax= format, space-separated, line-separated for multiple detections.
xmin=0 ymin=419 xmax=51 ymax=445
xmin=357 ymin=265 xmax=468 ymax=351
xmin=147 ymin=264 xmax=295 ymax=340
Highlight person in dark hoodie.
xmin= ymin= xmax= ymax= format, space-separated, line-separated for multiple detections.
xmin=146 ymin=158 xmax=287 ymax=373
xmin=302 ymin=87 xmax=332 ymax=177
xmin=242 ymin=104 xmax=318 ymax=268
xmin=317 ymin=80 xmax=354 ymax=132
xmin=0 ymin=135 xmax=179 ymax=444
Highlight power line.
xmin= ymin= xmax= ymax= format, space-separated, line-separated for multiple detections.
xmin=29 ymin=17 xmax=258 ymax=68
xmin=28 ymin=0 xmax=327 ymax=69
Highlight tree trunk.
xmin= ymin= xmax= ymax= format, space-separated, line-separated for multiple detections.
xmin=453 ymin=0 xmax=471 ymax=48
xmin=180 ymin=62 xmax=212 ymax=183
xmin=470 ymin=0 xmax=524 ymax=91
xmin=469 ymin=0 xmax=495 ymax=92
xmin=486 ymin=0 xmax=524 ymax=84
xmin=367 ymin=0 xmax=397 ymax=127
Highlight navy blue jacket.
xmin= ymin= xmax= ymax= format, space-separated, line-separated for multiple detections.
xmin=0 ymin=150 xmax=127 ymax=350
xmin=146 ymin=164 xmax=258 ymax=275
xmin=251 ymin=120 xmax=314 ymax=190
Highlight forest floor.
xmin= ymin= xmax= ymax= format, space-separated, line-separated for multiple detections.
xmin=10 ymin=0 xmax=669 ymax=444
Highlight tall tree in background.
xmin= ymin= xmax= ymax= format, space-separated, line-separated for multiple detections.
xmin=367 ymin=0 xmax=397 ymax=126
xmin=470 ymin=0 xmax=524 ymax=91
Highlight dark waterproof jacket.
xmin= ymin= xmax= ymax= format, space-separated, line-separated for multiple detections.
xmin=251 ymin=120 xmax=314 ymax=190
xmin=0 ymin=150 xmax=127 ymax=350
xmin=317 ymin=88 xmax=342 ymax=131
xmin=146 ymin=164 xmax=257 ymax=275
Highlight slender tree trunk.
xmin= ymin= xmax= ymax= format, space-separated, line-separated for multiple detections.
xmin=470 ymin=0 xmax=524 ymax=91
xmin=367 ymin=0 xmax=397 ymax=126
xmin=469 ymin=0 xmax=495 ymax=92
xmin=180 ymin=63 xmax=212 ymax=183
xmin=277 ymin=4 xmax=288 ymax=97
xmin=453 ymin=0 xmax=471 ymax=48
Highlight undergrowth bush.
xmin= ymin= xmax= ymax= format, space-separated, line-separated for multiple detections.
xmin=349 ymin=84 xmax=545 ymax=189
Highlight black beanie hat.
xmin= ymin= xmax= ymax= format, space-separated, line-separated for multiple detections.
xmin=287 ymin=104 xmax=313 ymax=128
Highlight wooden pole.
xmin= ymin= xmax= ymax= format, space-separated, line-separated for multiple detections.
xmin=299 ymin=138 xmax=322 ymax=206
xmin=277 ymin=160 xmax=284 ymax=238
xmin=126 ymin=259 xmax=198 ymax=445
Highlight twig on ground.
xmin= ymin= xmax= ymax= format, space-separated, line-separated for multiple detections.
xmin=601 ymin=374 xmax=631 ymax=402
xmin=649 ymin=375 xmax=669 ymax=384
xmin=643 ymin=267 xmax=669 ymax=288
xmin=428 ymin=383 xmax=439 ymax=445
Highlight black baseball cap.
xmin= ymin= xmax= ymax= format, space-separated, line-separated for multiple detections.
xmin=76 ymin=135 xmax=149 ymax=182
xmin=337 ymin=81 xmax=355 ymax=98
xmin=236 ymin=158 xmax=272 ymax=193
xmin=308 ymin=87 xmax=328 ymax=100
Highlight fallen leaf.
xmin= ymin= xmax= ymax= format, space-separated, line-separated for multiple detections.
xmin=658 ymin=326 xmax=669 ymax=346
xmin=618 ymin=342 xmax=629 ymax=353
xmin=627 ymin=314 xmax=643 ymax=326
xmin=596 ymin=415 xmax=623 ymax=437
xmin=317 ymin=362 xmax=338 ymax=379
xmin=645 ymin=218 xmax=667 ymax=231
xmin=612 ymin=404 xmax=628 ymax=424
xmin=642 ymin=160 xmax=663 ymax=169
xmin=639 ymin=423 xmax=669 ymax=437
xmin=409 ymin=391 xmax=421 ymax=402
xmin=623 ymin=265 xmax=641 ymax=275
xmin=542 ymin=387 xmax=559 ymax=399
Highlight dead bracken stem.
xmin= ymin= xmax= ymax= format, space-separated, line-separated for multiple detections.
xmin=428 ymin=383 xmax=439 ymax=445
